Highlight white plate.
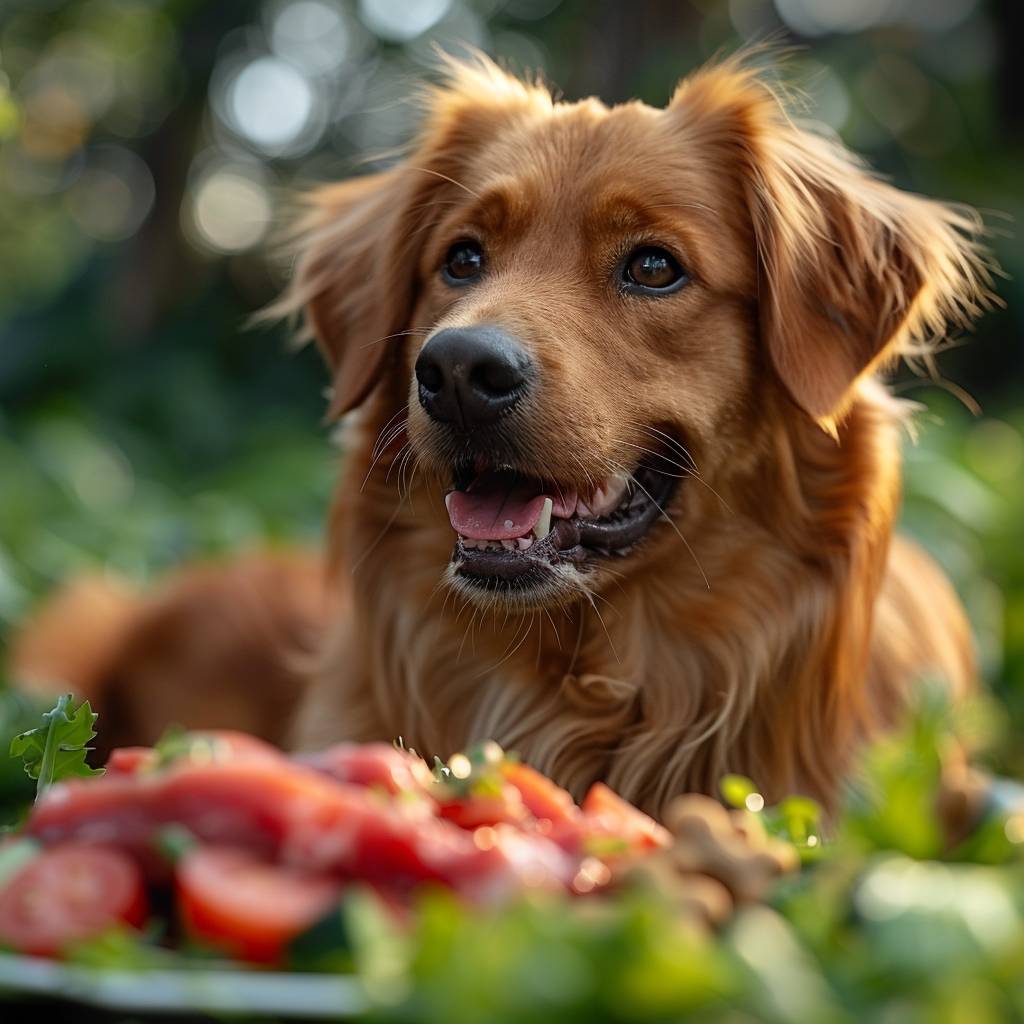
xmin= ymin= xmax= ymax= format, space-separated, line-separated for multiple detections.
xmin=0 ymin=953 xmax=368 ymax=1017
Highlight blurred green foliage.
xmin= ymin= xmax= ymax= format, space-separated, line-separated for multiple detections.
xmin=901 ymin=399 xmax=1024 ymax=778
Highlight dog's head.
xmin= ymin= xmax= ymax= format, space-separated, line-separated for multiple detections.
xmin=282 ymin=55 xmax=992 ymax=611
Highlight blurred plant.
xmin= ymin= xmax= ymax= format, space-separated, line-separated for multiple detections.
xmin=0 ymin=407 xmax=334 ymax=636
xmin=0 ymin=679 xmax=40 ymax=824
xmin=901 ymin=398 xmax=1024 ymax=778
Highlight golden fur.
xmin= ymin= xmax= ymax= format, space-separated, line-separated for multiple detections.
xmin=12 ymin=54 xmax=996 ymax=817
xmin=12 ymin=552 xmax=330 ymax=757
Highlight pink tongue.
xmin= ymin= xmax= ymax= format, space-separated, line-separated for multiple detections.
xmin=446 ymin=472 xmax=576 ymax=541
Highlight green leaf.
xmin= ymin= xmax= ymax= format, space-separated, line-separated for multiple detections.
xmin=289 ymin=903 xmax=355 ymax=973
xmin=583 ymin=834 xmax=631 ymax=858
xmin=154 ymin=824 xmax=198 ymax=865
xmin=777 ymin=795 xmax=823 ymax=844
xmin=64 ymin=926 xmax=172 ymax=971
xmin=8 ymin=693 xmax=104 ymax=798
xmin=720 ymin=774 xmax=758 ymax=810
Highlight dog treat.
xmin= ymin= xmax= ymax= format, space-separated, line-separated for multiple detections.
xmin=663 ymin=794 xmax=800 ymax=904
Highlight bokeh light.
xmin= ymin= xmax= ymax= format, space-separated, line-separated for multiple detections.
xmin=221 ymin=55 xmax=321 ymax=155
xmin=269 ymin=0 xmax=354 ymax=76
xmin=358 ymin=0 xmax=451 ymax=43
xmin=187 ymin=164 xmax=273 ymax=254
xmin=773 ymin=0 xmax=980 ymax=35
xmin=65 ymin=145 xmax=155 ymax=242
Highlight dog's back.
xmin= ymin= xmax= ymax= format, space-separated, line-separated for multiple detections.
xmin=10 ymin=550 xmax=331 ymax=756
xmin=8 ymin=527 xmax=974 ymax=767
xmin=870 ymin=534 xmax=976 ymax=719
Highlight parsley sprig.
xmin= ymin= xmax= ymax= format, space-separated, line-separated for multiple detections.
xmin=9 ymin=693 xmax=104 ymax=800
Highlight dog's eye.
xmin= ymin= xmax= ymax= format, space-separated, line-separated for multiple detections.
xmin=623 ymin=247 xmax=687 ymax=293
xmin=443 ymin=240 xmax=485 ymax=284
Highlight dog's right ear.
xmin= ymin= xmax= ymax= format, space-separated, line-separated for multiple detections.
xmin=273 ymin=55 xmax=550 ymax=420
xmin=283 ymin=170 xmax=415 ymax=419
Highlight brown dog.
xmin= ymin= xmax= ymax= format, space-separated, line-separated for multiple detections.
xmin=13 ymin=54 xmax=995 ymax=817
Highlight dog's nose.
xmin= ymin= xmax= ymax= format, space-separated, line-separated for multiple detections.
xmin=415 ymin=326 xmax=533 ymax=429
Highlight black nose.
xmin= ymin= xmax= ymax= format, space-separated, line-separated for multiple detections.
xmin=415 ymin=326 xmax=533 ymax=429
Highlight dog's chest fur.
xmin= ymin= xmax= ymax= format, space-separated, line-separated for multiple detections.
xmin=290 ymin=390 xmax=924 ymax=818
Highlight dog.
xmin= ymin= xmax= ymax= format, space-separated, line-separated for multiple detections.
xmin=12 ymin=53 xmax=996 ymax=818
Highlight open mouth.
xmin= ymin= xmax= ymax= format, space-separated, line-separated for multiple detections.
xmin=443 ymin=446 xmax=681 ymax=592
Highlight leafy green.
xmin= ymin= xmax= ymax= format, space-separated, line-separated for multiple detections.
xmin=432 ymin=740 xmax=509 ymax=801
xmin=720 ymin=774 xmax=825 ymax=857
xmin=289 ymin=902 xmax=358 ymax=975
xmin=720 ymin=773 xmax=759 ymax=809
xmin=154 ymin=824 xmax=198 ymax=865
xmin=64 ymin=926 xmax=174 ymax=972
xmin=149 ymin=724 xmax=230 ymax=771
xmin=8 ymin=693 xmax=104 ymax=798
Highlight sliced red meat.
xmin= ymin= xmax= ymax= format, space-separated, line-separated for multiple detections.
xmin=297 ymin=742 xmax=435 ymax=798
xmin=581 ymin=782 xmax=672 ymax=857
xmin=106 ymin=731 xmax=284 ymax=777
xmin=24 ymin=757 xmax=572 ymax=901
xmin=437 ymin=783 xmax=531 ymax=831
xmin=501 ymin=762 xmax=582 ymax=827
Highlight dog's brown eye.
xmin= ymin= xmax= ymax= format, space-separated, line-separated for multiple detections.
xmin=623 ymin=247 xmax=687 ymax=293
xmin=443 ymin=240 xmax=484 ymax=284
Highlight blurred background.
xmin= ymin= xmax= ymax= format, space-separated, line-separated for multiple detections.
xmin=0 ymin=0 xmax=1021 ymax=764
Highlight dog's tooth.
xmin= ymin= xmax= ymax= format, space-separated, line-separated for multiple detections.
xmin=576 ymin=500 xmax=593 ymax=519
xmin=532 ymin=497 xmax=553 ymax=540
xmin=597 ymin=473 xmax=630 ymax=515
xmin=501 ymin=538 xmax=515 ymax=551
xmin=517 ymin=536 xmax=532 ymax=551
xmin=445 ymin=493 xmax=453 ymax=512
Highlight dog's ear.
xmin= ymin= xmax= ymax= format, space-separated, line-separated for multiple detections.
xmin=670 ymin=58 xmax=995 ymax=434
xmin=282 ymin=170 xmax=415 ymax=418
xmin=274 ymin=56 xmax=550 ymax=419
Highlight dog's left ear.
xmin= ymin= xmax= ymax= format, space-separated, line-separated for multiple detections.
xmin=670 ymin=60 xmax=996 ymax=434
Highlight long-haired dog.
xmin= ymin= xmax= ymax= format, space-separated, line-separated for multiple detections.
xmin=13 ymin=54 xmax=996 ymax=817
